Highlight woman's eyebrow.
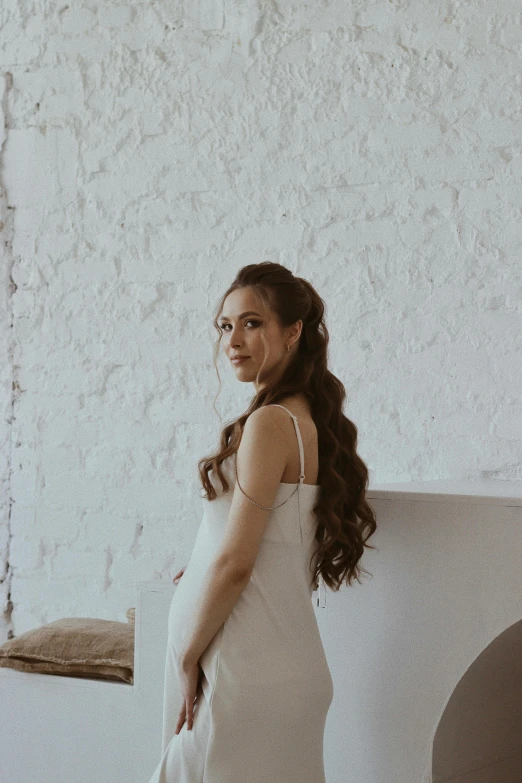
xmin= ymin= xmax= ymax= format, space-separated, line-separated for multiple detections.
xmin=218 ymin=311 xmax=262 ymax=322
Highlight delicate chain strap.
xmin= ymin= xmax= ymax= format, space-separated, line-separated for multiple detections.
xmin=234 ymin=452 xmax=299 ymax=510
xmin=297 ymin=476 xmax=303 ymax=546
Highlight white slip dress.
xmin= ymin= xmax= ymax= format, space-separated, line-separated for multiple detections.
xmin=147 ymin=404 xmax=333 ymax=783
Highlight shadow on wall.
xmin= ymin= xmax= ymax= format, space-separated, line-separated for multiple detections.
xmin=432 ymin=619 xmax=522 ymax=783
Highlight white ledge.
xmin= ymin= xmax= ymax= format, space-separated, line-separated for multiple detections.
xmin=366 ymin=478 xmax=522 ymax=507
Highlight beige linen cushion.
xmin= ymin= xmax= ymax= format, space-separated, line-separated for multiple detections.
xmin=0 ymin=613 xmax=135 ymax=684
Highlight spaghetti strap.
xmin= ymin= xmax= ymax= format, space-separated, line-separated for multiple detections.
xmin=266 ymin=404 xmax=306 ymax=484
xmin=269 ymin=405 xmax=326 ymax=608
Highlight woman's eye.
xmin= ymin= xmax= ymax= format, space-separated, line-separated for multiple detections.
xmin=220 ymin=320 xmax=260 ymax=331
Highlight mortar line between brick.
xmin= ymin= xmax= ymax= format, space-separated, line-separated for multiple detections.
xmin=1 ymin=71 xmax=15 ymax=638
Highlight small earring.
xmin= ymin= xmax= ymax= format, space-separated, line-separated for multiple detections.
xmin=286 ymin=343 xmax=291 ymax=352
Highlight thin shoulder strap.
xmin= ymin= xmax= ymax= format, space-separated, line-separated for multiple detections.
xmin=267 ymin=404 xmax=305 ymax=484
xmin=268 ymin=405 xmax=325 ymax=605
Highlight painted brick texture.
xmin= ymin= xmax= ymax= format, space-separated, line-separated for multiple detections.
xmin=1 ymin=1 xmax=521 ymax=636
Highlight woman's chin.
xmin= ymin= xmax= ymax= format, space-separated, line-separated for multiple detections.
xmin=232 ymin=365 xmax=256 ymax=381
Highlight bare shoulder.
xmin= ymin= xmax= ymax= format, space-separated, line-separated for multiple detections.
xmin=237 ymin=407 xmax=288 ymax=480
xmin=245 ymin=405 xmax=286 ymax=429
xmin=245 ymin=398 xmax=316 ymax=445
xmin=242 ymin=400 xmax=318 ymax=484
xmin=241 ymin=406 xmax=288 ymax=447
xmin=242 ymin=406 xmax=293 ymax=457
xmin=267 ymin=396 xmax=317 ymax=434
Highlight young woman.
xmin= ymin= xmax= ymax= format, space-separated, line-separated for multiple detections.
xmin=147 ymin=261 xmax=377 ymax=782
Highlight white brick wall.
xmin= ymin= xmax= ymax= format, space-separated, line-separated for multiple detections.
xmin=1 ymin=1 xmax=521 ymax=637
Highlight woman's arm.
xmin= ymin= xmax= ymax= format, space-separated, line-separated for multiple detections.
xmin=178 ymin=406 xmax=289 ymax=669
xmin=178 ymin=561 xmax=250 ymax=668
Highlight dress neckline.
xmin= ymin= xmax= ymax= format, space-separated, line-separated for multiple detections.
xmin=279 ymin=480 xmax=320 ymax=488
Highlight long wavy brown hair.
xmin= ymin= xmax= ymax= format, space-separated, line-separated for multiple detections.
xmin=197 ymin=261 xmax=377 ymax=591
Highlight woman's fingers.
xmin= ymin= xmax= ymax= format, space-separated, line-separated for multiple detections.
xmin=174 ymin=676 xmax=203 ymax=735
xmin=186 ymin=698 xmax=194 ymax=730
xmin=174 ymin=698 xmax=197 ymax=734
xmin=175 ymin=705 xmax=186 ymax=734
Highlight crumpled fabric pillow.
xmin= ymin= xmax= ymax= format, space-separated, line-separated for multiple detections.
xmin=0 ymin=614 xmax=135 ymax=684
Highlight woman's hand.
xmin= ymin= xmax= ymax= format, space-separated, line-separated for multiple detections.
xmin=172 ymin=565 xmax=202 ymax=734
xmin=174 ymin=657 xmax=203 ymax=734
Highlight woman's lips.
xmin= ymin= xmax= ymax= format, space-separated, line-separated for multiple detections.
xmin=231 ymin=356 xmax=250 ymax=364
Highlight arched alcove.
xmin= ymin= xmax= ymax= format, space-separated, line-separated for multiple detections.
xmin=432 ymin=619 xmax=522 ymax=782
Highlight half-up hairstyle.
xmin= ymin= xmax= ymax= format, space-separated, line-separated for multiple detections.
xmin=197 ymin=261 xmax=377 ymax=591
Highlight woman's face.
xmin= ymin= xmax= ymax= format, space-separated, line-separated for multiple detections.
xmin=218 ymin=287 xmax=300 ymax=391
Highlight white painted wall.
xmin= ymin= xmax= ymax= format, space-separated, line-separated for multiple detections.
xmin=1 ymin=1 xmax=520 ymax=641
